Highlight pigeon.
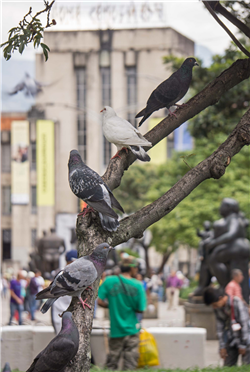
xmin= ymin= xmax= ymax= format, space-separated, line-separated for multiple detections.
xmin=68 ymin=149 xmax=124 ymax=232
xmin=8 ymin=73 xmax=44 ymax=97
xmin=101 ymin=106 xmax=152 ymax=162
xmin=26 ymin=312 xmax=79 ymax=372
xmin=36 ymin=243 xmax=114 ymax=313
xmin=135 ymin=57 xmax=199 ymax=126
xmin=2 ymin=363 xmax=11 ymax=372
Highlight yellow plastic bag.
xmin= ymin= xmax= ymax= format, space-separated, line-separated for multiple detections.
xmin=137 ymin=328 xmax=159 ymax=368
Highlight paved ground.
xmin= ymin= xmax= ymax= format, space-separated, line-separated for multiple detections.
xmin=1 ymin=294 xmax=220 ymax=367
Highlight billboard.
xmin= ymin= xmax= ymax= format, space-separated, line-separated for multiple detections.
xmin=148 ymin=118 xmax=167 ymax=164
xmin=11 ymin=121 xmax=29 ymax=204
xmin=37 ymin=120 xmax=55 ymax=206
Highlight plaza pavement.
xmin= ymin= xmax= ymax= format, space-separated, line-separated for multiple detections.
xmin=1 ymin=294 xmax=221 ymax=368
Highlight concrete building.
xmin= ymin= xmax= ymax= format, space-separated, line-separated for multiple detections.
xmin=1 ymin=26 xmax=194 ymax=269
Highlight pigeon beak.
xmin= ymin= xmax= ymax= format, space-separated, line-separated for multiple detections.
xmin=194 ymin=62 xmax=199 ymax=66
xmin=109 ymin=246 xmax=115 ymax=251
xmin=100 ymin=109 xmax=104 ymax=112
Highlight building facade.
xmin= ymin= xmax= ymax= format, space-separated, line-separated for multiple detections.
xmin=1 ymin=27 xmax=194 ymax=269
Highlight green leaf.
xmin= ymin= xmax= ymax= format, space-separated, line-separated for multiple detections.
xmin=41 ymin=43 xmax=50 ymax=52
xmin=19 ymin=42 xmax=25 ymax=54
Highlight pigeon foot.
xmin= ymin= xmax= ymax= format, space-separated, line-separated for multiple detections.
xmin=78 ymin=206 xmax=94 ymax=217
xmin=168 ymin=110 xmax=177 ymax=118
xmin=79 ymin=297 xmax=91 ymax=310
xmin=111 ymin=147 xmax=129 ymax=160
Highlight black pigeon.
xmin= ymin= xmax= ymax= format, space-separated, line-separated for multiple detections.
xmin=2 ymin=363 xmax=11 ymax=372
xmin=135 ymin=57 xmax=199 ymax=126
xmin=37 ymin=243 xmax=114 ymax=313
xmin=68 ymin=149 xmax=124 ymax=232
xmin=26 ymin=312 xmax=79 ymax=372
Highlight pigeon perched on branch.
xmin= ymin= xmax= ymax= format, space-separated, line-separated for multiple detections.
xmin=26 ymin=312 xmax=79 ymax=372
xmin=101 ymin=106 xmax=152 ymax=162
xmin=135 ymin=57 xmax=199 ymax=126
xmin=68 ymin=149 xmax=124 ymax=232
xmin=36 ymin=243 xmax=114 ymax=313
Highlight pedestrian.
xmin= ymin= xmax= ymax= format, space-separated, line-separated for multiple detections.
xmin=29 ymin=270 xmax=42 ymax=321
xmin=98 ymin=256 xmax=147 ymax=370
xmin=8 ymin=271 xmax=24 ymax=325
xmin=203 ymin=287 xmax=250 ymax=366
xmin=147 ymin=272 xmax=163 ymax=300
xmin=225 ymin=269 xmax=244 ymax=301
xmin=166 ymin=270 xmax=182 ymax=310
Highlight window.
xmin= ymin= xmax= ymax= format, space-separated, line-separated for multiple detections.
xmin=31 ymin=229 xmax=37 ymax=248
xmin=31 ymin=186 xmax=37 ymax=214
xmin=2 ymin=186 xmax=11 ymax=215
xmin=76 ymin=68 xmax=87 ymax=162
xmin=2 ymin=229 xmax=11 ymax=260
xmin=101 ymin=67 xmax=112 ymax=165
xmin=30 ymin=141 xmax=36 ymax=170
xmin=1 ymin=143 xmax=11 ymax=173
xmin=126 ymin=67 xmax=137 ymax=126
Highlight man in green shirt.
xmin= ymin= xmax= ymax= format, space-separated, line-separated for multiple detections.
xmin=98 ymin=256 xmax=147 ymax=370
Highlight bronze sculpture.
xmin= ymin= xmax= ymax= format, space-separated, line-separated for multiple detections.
xmin=195 ymin=198 xmax=250 ymax=303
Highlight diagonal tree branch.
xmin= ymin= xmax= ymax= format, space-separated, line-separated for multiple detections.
xmin=103 ymin=58 xmax=250 ymax=191
xmin=203 ymin=1 xmax=250 ymax=58
xmin=205 ymin=1 xmax=250 ymax=39
xmin=77 ymin=107 xmax=250 ymax=251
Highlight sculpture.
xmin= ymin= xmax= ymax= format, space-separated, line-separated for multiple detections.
xmin=29 ymin=228 xmax=66 ymax=276
xmin=194 ymin=198 xmax=250 ymax=303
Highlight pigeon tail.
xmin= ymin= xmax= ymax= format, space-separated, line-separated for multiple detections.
xmin=135 ymin=107 xmax=146 ymax=118
xmin=138 ymin=112 xmax=153 ymax=127
xmin=129 ymin=146 xmax=151 ymax=162
xmin=40 ymin=298 xmax=57 ymax=314
xmin=109 ymin=193 xmax=124 ymax=213
xmin=36 ymin=285 xmax=53 ymax=300
xmin=99 ymin=213 xmax=119 ymax=232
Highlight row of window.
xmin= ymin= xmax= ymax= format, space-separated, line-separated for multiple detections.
xmin=2 ymin=186 xmax=37 ymax=215
xmin=2 ymin=228 xmax=37 ymax=260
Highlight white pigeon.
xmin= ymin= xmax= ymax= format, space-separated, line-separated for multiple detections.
xmin=101 ymin=106 xmax=152 ymax=162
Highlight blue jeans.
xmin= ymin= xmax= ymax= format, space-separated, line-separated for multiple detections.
xmin=29 ymin=294 xmax=37 ymax=320
xmin=9 ymin=302 xmax=23 ymax=325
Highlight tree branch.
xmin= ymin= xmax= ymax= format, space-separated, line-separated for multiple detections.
xmin=203 ymin=1 xmax=250 ymax=58
xmin=205 ymin=1 xmax=250 ymax=39
xmin=103 ymin=58 xmax=250 ymax=190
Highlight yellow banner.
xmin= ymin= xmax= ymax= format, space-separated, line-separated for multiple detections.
xmin=37 ymin=120 xmax=55 ymax=206
xmin=148 ymin=118 xmax=167 ymax=164
xmin=11 ymin=121 xmax=29 ymax=204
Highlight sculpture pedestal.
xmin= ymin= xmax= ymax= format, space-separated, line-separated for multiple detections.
xmin=184 ymin=298 xmax=217 ymax=340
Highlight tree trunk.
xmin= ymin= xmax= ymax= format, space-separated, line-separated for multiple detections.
xmin=157 ymin=251 xmax=172 ymax=274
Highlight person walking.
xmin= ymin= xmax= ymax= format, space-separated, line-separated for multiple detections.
xmin=98 ymin=256 xmax=147 ymax=370
xmin=166 ymin=270 xmax=182 ymax=310
xmin=8 ymin=271 xmax=24 ymax=325
xmin=225 ymin=269 xmax=244 ymax=300
xmin=203 ymin=287 xmax=250 ymax=366
xmin=29 ymin=270 xmax=42 ymax=321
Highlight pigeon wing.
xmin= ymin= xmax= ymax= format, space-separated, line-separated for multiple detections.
xmin=50 ymin=258 xmax=98 ymax=296
xmin=9 ymin=82 xmax=25 ymax=95
xmin=154 ymin=74 xmax=181 ymax=106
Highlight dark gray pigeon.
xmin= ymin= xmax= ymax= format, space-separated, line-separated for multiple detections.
xmin=135 ymin=57 xmax=199 ymax=126
xmin=68 ymin=149 xmax=124 ymax=232
xmin=37 ymin=243 xmax=114 ymax=313
xmin=2 ymin=363 xmax=11 ymax=372
xmin=26 ymin=312 xmax=79 ymax=372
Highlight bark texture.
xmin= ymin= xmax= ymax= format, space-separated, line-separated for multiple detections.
xmin=65 ymin=58 xmax=250 ymax=372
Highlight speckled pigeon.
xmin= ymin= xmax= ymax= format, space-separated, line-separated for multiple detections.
xmin=101 ymin=106 xmax=152 ymax=162
xmin=68 ymin=149 xmax=124 ymax=232
xmin=26 ymin=312 xmax=79 ymax=372
xmin=2 ymin=363 xmax=11 ymax=372
xmin=36 ymin=243 xmax=113 ymax=313
xmin=135 ymin=57 xmax=199 ymax=126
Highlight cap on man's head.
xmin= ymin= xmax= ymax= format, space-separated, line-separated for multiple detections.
xmin=65 ymin=249 xmax=78 ymax=262
xmin=121 ymin=255 xmax=138 ymax=268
